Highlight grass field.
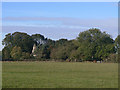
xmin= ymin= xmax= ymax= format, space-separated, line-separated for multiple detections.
xmin=2 ymin=61 xmax=118 ymax=88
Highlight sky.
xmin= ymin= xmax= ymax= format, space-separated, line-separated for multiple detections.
xmin=1 ymin=2 xmax=118 ymax=50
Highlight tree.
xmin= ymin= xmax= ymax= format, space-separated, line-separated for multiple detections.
xmin=55 ymin=39 xmax=68 ymax=46
xmin=50 ymin=46 xmax=68 ymax=60
xmin=95 ymin=44 xmax=115 ymax=60
xmin=2 ymin=29 xmax=117 ymax=62
xmin=2 ymin=46 xmax=11 ymax=60
xmin=0 ymin=51 xmax=1 ymax=61
xmin=50 ymin=40 xmax=77 ymax=60
xmin=115 ymin=35 xmax=120 ymax=63
xmin=2 ymin=32 xmax=34 ymax=53
xmin=76 ymin=28 xmax=115 ymax=61
xmin=32 ymin=34 xmax=46 ymax=45
xmin=70 ymin=50 xmax=80 ymax=61
xmin=20 ymin=52 xmax=30 ymax=60
xmin=106 ymin=54 xmax=118 ymax=63
xmin=2 ymin=33 xmax=12 ymax=46
xmin=10 ymin=46 xmax=22 ymax=60
xmin=33 ymin=45 xmax=50 ymax=60
xmin=115 ymin=35 xmax=120 ymax=53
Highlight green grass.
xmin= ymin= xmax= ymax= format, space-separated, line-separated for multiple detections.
xmin=2 ymin=61 xmax=118 ymax=88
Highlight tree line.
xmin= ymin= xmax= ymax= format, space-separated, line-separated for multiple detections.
xmin=2 ymin=28 xmax=119 ymax=63
xmin=0 ymin=51 xmax=2 ymax=61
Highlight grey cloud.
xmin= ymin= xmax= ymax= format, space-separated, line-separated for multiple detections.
xmin=3 ymin=17 xmax=117 ymax=28
xmin=2 ymin=26 xmax=86 ymax=40
xmin=3 ymin=17 xmax=73 ymax=21
xmin=2 ymin=25 xmax=118 ymax=40
xmin=2 ymin=17 xmax=118 ymax=39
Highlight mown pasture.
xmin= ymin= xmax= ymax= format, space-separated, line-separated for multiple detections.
xmin=2 ymin=61 xmax=118 ymax=88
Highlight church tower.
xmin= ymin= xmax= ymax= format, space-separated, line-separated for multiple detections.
xmin=32 ymin=44 xmax=37 ymax=54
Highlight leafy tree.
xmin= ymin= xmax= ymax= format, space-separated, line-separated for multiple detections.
xmin=21 ymin=52 xmax=30 ymax=60
xmin=2 ymin=32 xmax=34 ymax=53
xmin=115 ymin=35 xmax=120 ymax=63
xmin=50 ymin=39 xmax=70 ymax=60
xmin=46 ymin=39 xmax=55 ymax=51
xmin=106 ymin=54 xmax=118 ymax=63
xmin=55 ymin=39 xmax=68 ymax=46
xmin=2 ymin=46 xmax=11 ymax=60
xmin=76 ymin=28 xmax=115 ymax=61
xmin=95 ymin=44 xmax=115 ymax=60
xmin=2 ymin=33 xmax=12 ymax=46
xmin=10 ymin=46 xmax=22 ymax=60
xmin=70 ymin=50 xmax=80 ymax=61
xmin=50 ymin=40 xmax=77 ymax=60
xmin=0 ymin=51 xmax=1 ymax=61
xmin=115 ymin=35 xmax=120 ymax=52
xmin=50 ymin=46 xmax=68 ymax=60
xmin=34 ymin=45 xmax=50 ymax=60
xmin=32 ymin=34 xmax=46 ymax=45
xmin=2 ymin=29 xmax=117 ymax=62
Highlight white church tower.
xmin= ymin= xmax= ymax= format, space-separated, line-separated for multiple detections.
xmin=32 ymin=44 xmax=37 ymax=56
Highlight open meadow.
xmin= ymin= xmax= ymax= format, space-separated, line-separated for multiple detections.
xmin=2 ymin=61 xmax=118 ymax=88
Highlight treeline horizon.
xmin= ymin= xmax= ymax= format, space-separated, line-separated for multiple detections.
xmin=2 ymin=28 xmax=120 ymax=62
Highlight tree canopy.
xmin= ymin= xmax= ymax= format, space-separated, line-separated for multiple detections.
xmin=0 ymin=51 xmax=2 ymax=61
xmin=2 ymin=28 xmax=119 ymax=62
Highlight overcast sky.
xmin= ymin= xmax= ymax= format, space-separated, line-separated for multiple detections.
xmin=1 ymin=2 xmax=118 ymax=50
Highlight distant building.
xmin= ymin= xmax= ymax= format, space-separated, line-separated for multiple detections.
xmin=32 ymin=44 xmax=37 ymax=57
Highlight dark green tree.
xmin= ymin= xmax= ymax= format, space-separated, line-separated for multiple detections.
xmin=50 ymin=40 xmax=77 ymax=60
xmin=76 ymin=28 xmax=115 ymax=61
xmin=20 ymin=52 xmax=30 ymax=60
xmin=115 ymin=35 xmax=120 ymax=62
xmin=2 ymin=46 xmax=11 ymax=60
xmin=10 ymin=46 xmax=22 ymax=60
xmin=0 ymin=51 xmax=1 ymax=61
xmin=2 ymin=32 xmax=34 ymax=53
xmin=32 ymin=34 xmax=46 ymax=45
